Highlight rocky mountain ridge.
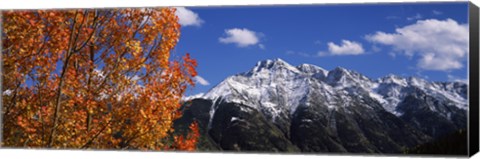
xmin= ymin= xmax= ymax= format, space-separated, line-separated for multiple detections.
xmin=175 ymin=58 xmax=468 ymax=153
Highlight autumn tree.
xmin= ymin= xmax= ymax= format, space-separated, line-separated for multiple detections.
xmin=1 ymin=8 xmax=200 ymax=150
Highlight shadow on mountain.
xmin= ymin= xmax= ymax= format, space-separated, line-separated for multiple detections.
xmin=404 ymin=129 xmax=467 ymax=156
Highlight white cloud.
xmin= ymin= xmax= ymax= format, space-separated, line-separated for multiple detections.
xmin=219 ymin=28 xmax=261 ymax=47
xmin=193 ymin=76 xmax=210 ymax=86
xmin=447 ymin=74 xmax=468 ymax=83
xmin=131 ymin=75 xmax=141 ymax=81
xmin=258 ymin=44 xmax=266 ymax=50
xmin=432 ymin=10 xmax=443 ymax=15
xmin=407 ymin=13 xmax=422 ymax=21
xmin=286 ymin=50 xmax=312 ymax=57
xmin=371 ymin=45 xmax=382 ymax=53
xmin=325 ymin=40 xmax=365 ymax=55
xmin=3 ymin=89 xmax=13 ymax=96
xmin=366 ymin=18 xmax=468 ymax=71
xmin=175 ymin=7 xmax=204 ymax=27
xmin=317 ymin=51 xmax=328 ymax=57
xmin=386 ymin=16 xmax=400 ymax=20
xmin=94 ymin=69 xmax=105 ymax=79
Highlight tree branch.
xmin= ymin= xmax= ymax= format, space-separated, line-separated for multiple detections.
xmin=73 ymin=10 xmax=100 ymax=53
xmin=47 ymin=11 xmax=79 ymax=148
xmin=80 ymin=119 xmax=112 ymax=149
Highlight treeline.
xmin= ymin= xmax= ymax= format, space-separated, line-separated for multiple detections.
xmin=405 ymin=129 xmax=467 ymax=155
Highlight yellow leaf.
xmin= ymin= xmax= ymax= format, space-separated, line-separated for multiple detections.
xmin=140 ymin=109 xmax=147 ymax=118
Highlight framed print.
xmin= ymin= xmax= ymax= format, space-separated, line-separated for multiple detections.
xmin=1 ymin=0 xmax=479 ymax=158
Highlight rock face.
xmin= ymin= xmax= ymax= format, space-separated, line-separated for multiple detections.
xmin=174 ymin=58 xmax=468 ymax=153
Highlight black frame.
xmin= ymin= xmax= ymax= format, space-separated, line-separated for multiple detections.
xmin=468 ymin=1 xmax=479 ymax=157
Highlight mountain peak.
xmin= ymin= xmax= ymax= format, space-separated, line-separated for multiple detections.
xmin=407 ymin=76 xmax=428 ymax=87
xmin=297 ymin=63 xmax=326 ymax=71
xmin=198 ymin=58 xmax=467 ymax=128
xmin=296 ymin=63 xmax=329 ymax=77
xmin=273 ymin=58 xmax=287 ymax=63
xmin=182 ymin=93 xmax=205 ymax=101
xmin=267 ymin=58 xmax=289 ymax=67
xmin=257 ymin=58 xmax=287 ymax=65
xmin=381 ymin=74 xmax=407 ymax=81
xmin=250 ymin=58 xmax=299 ymax=74
xmin=332 ymin=66 xmax=348 ymax=72
xmin=379 ymin=74 xmax=408 ymax=86
xmin=328 ymin=66 xmax=351 ymax=78
xmin=325 ymin=66 xmax=374 ymax=88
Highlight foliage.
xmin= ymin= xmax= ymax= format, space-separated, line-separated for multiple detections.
xmin=2 ymin=8 xmax=199 ymax=150
xmin=168 ymin=121 xmax=200 ymax=151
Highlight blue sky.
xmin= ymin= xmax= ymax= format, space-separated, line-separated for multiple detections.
xmin=172 ymin=2 xmax=469 ymax=96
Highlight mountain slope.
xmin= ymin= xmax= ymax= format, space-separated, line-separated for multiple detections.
xmin=177 ymin=58 xmax=467 ymax=153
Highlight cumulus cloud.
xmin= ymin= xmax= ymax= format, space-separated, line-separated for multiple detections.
xmin=366 ymin=18 xmax=468 ymax=71
xmin=219 ymin=28 xmax=261 ymax=47
xmin=193 ymin=76 xmax=210 ymax=86
xmin=323 ymin=40 xmax=365 ymax=56
xmin=175 ymin=7 xmax=204 ymax=27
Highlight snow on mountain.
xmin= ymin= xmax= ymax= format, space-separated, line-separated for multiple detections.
xmin=379 ymin=74 xmax=409 ymax=87
xmin=296 ymin=63 xmax=329 ymax=78
xmin=182 ymin=93 xmax=205 ymax=101
xmin=203 ymin=58 xmax=312 ymax=121
xmin=194 ymin=58 xmax=468 ymax=121
xmin=373 ymin=75 xmax=468 ymax=115
xmin=326 ymin=67 xmax=374 ymax=89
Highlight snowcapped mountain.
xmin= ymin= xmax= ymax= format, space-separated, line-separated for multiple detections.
xmin=191 ymin=58 xmax=467 ymax=121
xmin=203 ymin=58 xmax=316 ymax=119
xmin=176 ymin=58 xmax=468 ymax=153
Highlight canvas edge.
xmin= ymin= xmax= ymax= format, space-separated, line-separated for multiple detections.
xmin=469 ymin=1 xmax=480 ymax=157
xmin=0 ymin=11 xmax=4 ymax=147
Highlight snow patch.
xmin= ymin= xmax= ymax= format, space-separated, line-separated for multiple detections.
xmin=182 ymin=93 xmax=205 ymax=101
xmin=231 ymin=117 xmax=241 ymax=122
